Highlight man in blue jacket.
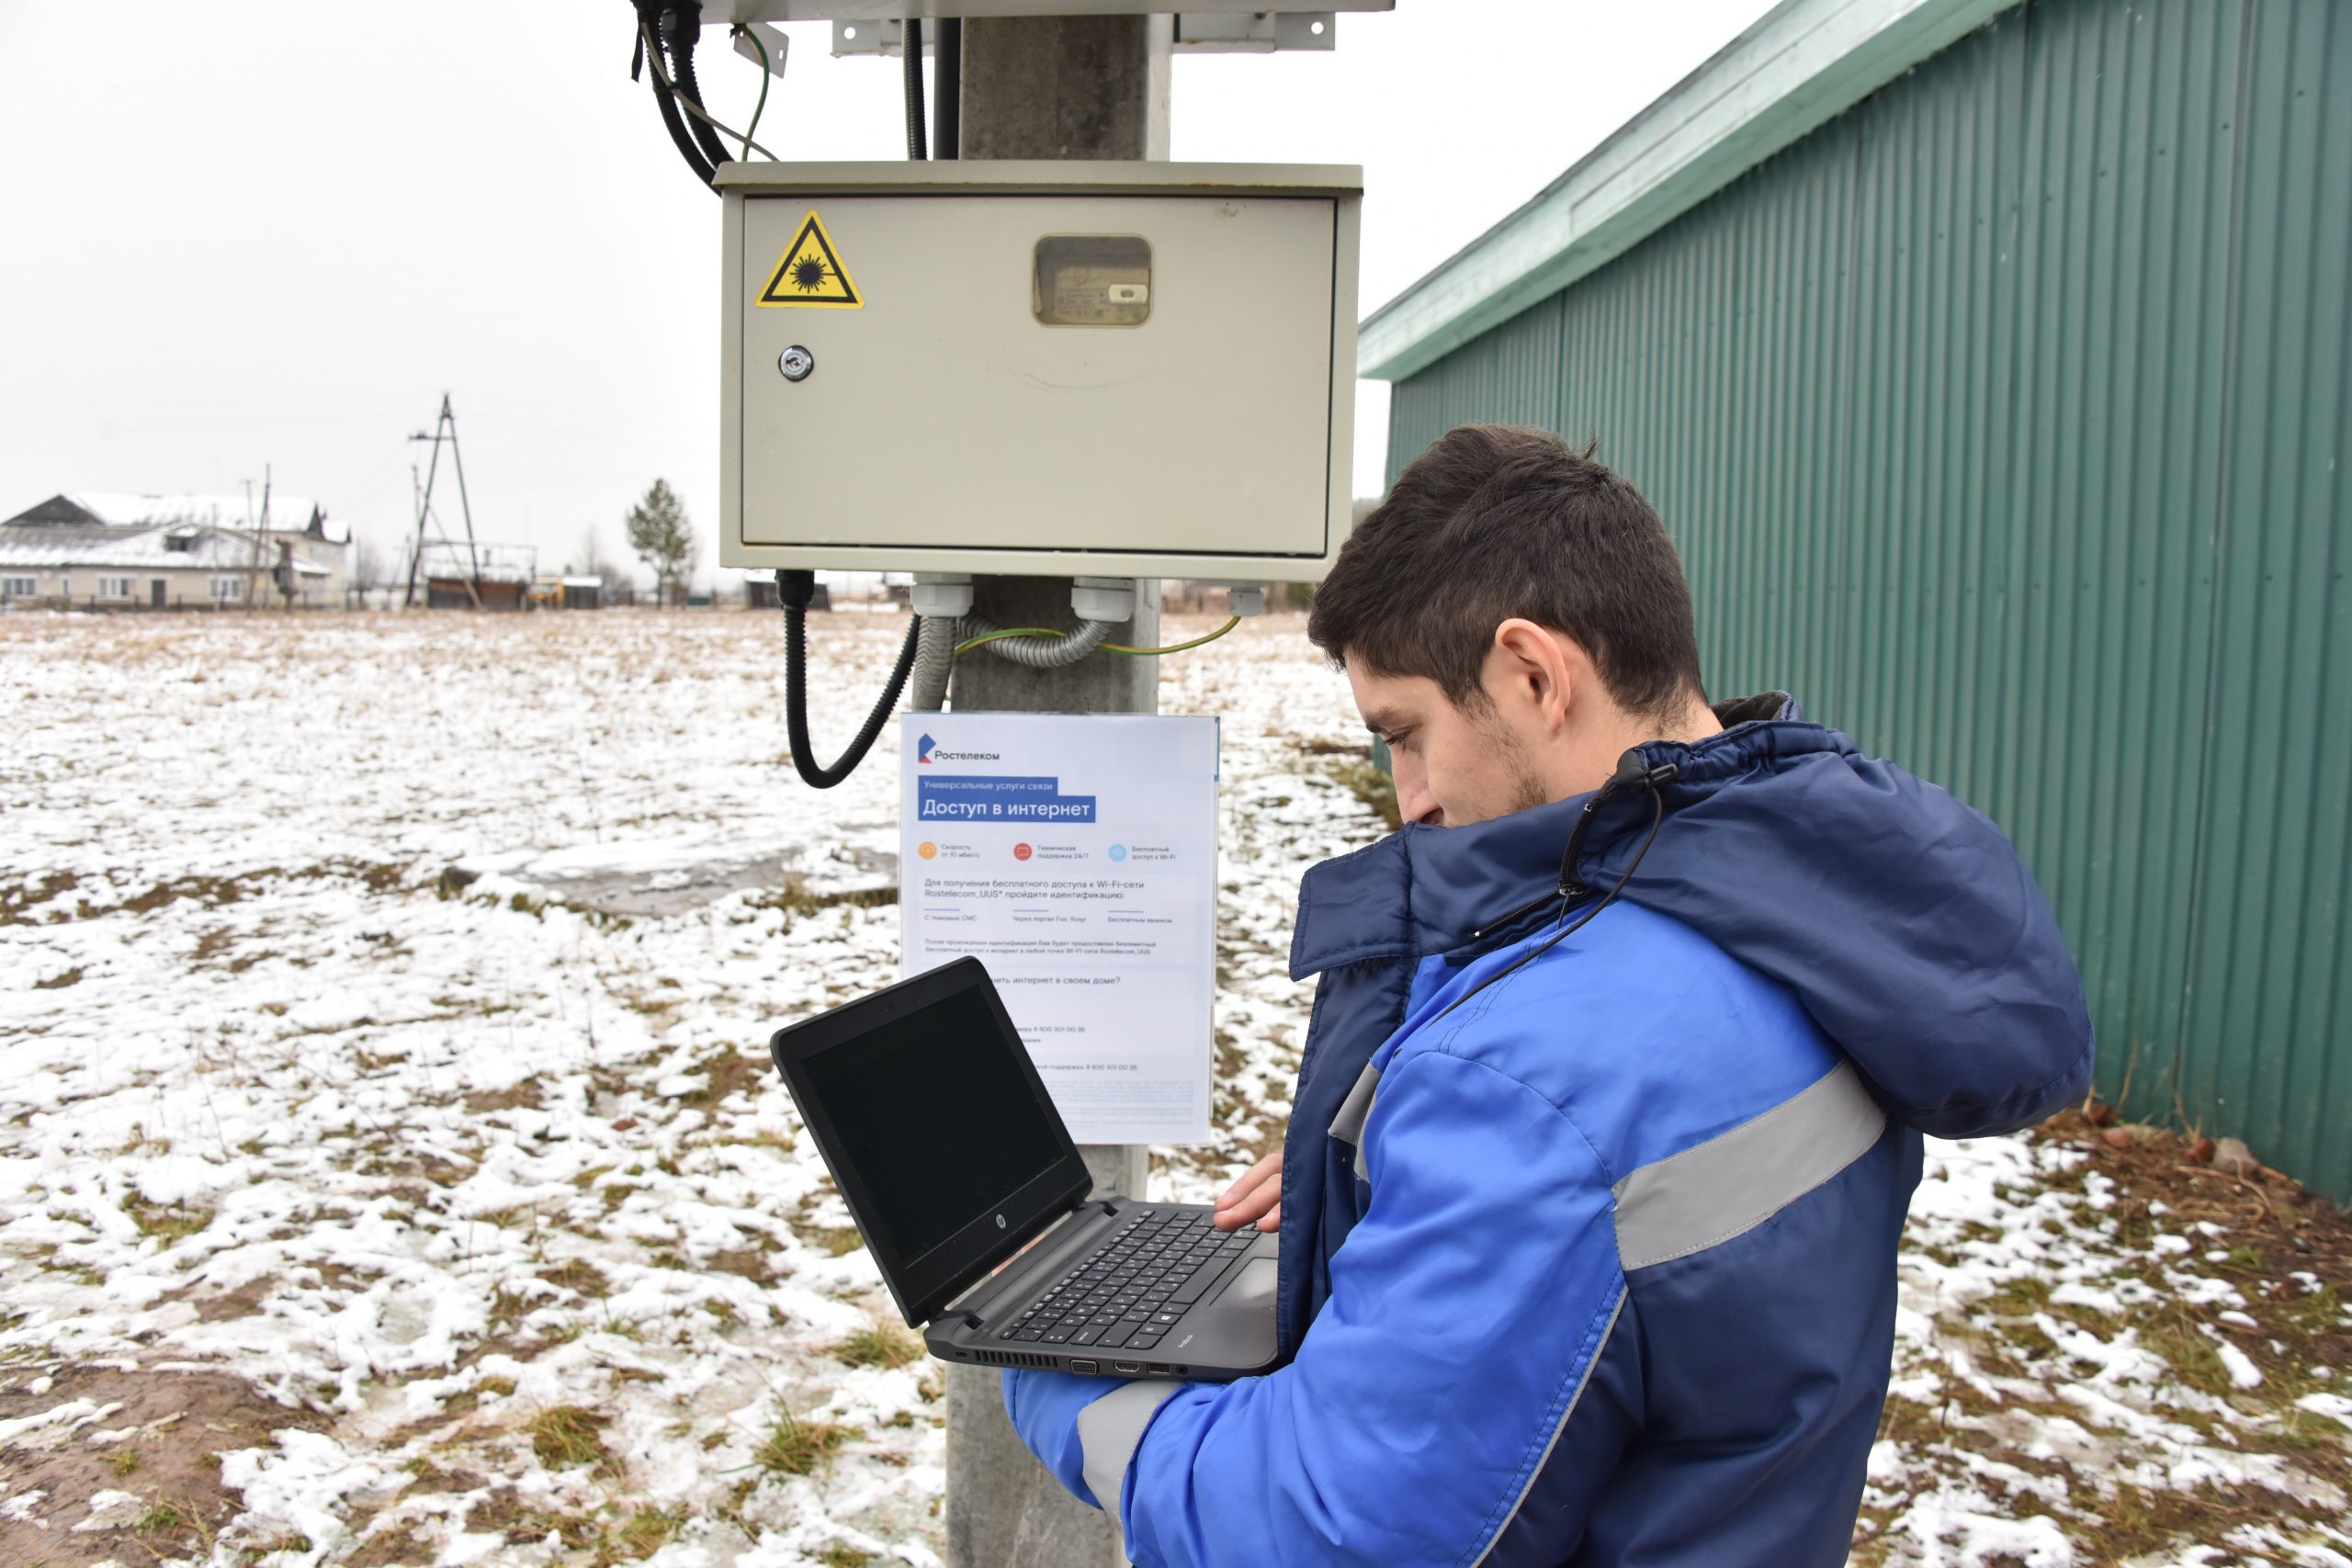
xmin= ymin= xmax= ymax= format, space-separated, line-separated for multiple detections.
xmin=1004 ymin=425 xmax=2094 ymax=1566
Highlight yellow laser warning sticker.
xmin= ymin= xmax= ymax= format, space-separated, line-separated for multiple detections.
xmin=758 ymin=210 xmax=862 ymax=309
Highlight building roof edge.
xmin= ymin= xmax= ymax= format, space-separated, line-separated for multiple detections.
xmin=1356 ymin=0 xmax=2018 ymax=383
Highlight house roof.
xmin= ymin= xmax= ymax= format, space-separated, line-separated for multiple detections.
xmin=0 ymin=522 xmax=291 ymax=573
xmin=1356 ymin=0 xmax=2018 ymax=382
xmin=5 ymin=491 xmax=350 ymax=545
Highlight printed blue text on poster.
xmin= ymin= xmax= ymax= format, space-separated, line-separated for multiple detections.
xmin=917 ymin=775 xmax=1098 ymax=823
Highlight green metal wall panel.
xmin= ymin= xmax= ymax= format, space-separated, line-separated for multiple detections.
xmin=2177 ymin=0 xmax=2351 ymax=1201
xmin=1385 ymin=294 xmax=1565 ymax=460
xmin=1385 ymin=0 xmax=2352 ymax=1199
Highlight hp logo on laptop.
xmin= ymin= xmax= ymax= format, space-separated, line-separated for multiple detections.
xmin=996 ymin=1214 xmax=1007 ymax=1229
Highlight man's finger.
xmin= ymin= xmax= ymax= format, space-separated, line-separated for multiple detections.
xmin=1216 ymin=1152 xmax=1281 ymax=1210
xmin=1213 ymin=1177 xmax=1276 ymax=1222
xmin=1212 ymin=1179 xmax=1281 ymax=1230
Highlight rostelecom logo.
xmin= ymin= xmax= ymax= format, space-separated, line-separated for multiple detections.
xmin=917 ymin=733 xmax=1001 ymax=764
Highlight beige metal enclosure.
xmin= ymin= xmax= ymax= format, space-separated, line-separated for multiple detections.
xmin=718 ymin=161 xmax=1361 ymax=581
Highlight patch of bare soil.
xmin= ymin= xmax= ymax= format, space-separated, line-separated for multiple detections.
xmin=679 ymin=1046 xmax=769 ymax=1111
xmin=707 ymin=1247 xmax=781 ymax=1288
xmin=0 ymin=1359 xmax=324 ymax=1566
xmin=2057 ymin=1104 xmax=2352 ymax=1414
xmin=463 ymin=1079 xmax=546 ymax=1115
xmin=345 ymin=1518 xmax=435 ymax=1566
xmin=153 ymin=1273 xmax=275 ymax=1325
xmin=1854 ymin=1111 xmax=2351 ymax=1563
xmin=2054 ymin=1108 xmax=2352 ymax=1498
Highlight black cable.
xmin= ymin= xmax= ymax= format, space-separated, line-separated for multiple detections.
xmin=932 ymin=17 xmax=959 ymax=159
xmin=780 ymin=570 xmax=923 ymax=790
xmin=766 ymin=9 xmax=933 ymax=787
xmin=902 ymin=17 xmax=929 ymax=159
xmin=631 ymin=6 xmax=715 ymax=187
xmin=1434 ymin=758 xmax=1679 ymax=1026
xmin=663 ymin=2 xmax=736 ymax=169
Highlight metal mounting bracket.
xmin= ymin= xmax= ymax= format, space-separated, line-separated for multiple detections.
xmin=831 ymin=12 xmax=1340 ymax=56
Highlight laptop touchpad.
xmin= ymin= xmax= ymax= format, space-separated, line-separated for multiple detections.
xmin=1205 ymin=1257 xmax=1278 ymax=1311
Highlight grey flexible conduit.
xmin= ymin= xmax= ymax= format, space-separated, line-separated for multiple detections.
xmin=961 ymin=615 xmax=1114 ymax=669
xmin=909 ymin=615 xmax=956 ymax=711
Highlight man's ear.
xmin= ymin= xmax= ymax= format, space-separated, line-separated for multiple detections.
xmin=1489 ymin=618 xmax=1577 ymax=734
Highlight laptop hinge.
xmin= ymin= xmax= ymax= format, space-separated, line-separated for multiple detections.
xmin=941 ymin=1197 xmax=1102 ymax=1330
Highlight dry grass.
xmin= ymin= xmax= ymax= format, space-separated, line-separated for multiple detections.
xmin=537 ymin=1258 xmax=611 ymax=1299
xmin=677 ymin=1047 xmax=769 ymax=1111
xmin=790 ymin=1192 xmax=866 ymax=1258
xmin=606 ymin=1504 xmax=688 ymax=1562
xmin=1859 ymin=1109 xmax=2352 ymax=1560
xmin=831 ymin=1321 xmax=924 ymax=1370
xmin=121 ymin=1194 xmax=214 ymax=1244
xmin=523 ymin=1404 xmax=616 ymax=1475
xmin=753 ymin=1408 xmax=846 ymax=1477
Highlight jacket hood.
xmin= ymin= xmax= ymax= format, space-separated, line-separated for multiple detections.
xmin=1290 ymin=694 xmax=2093 ymax=1139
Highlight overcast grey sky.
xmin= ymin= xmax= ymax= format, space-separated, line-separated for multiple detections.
xmin=0 ymin=1 xmax=1775 ymax=588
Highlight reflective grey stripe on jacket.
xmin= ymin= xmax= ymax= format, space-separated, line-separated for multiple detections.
xmin=1612 ymin=1059 xmax=1886 ymax=1271
xmin=1328 ymin=1061 xmax=1382 ymax=1145
xmin=1078 ymin=1381 xmax=1181 ymax=1525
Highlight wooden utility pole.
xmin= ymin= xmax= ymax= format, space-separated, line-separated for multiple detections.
xmin=943 ymin=22 xmax=1170 ymax=1568
xmin=243 ymin=475 xmax=262 ymax=611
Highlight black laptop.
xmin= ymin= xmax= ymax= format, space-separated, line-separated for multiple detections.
xmin=767 ymin=956 xmax=1280 ymax=1382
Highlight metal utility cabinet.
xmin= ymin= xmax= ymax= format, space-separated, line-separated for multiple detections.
xmin=718 ymin=161 xmax=1362 ymax=581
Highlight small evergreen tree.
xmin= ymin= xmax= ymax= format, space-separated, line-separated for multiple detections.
xmin=625 ymin=479 xmax=697 ymax=606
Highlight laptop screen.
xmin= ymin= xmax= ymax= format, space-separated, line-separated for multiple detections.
xmin=800 ymin=977 xmax=1069 ymax=1264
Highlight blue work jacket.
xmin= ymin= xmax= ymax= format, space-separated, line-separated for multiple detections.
xmin=1006 ymin=695 xmax=2094 ymax=1566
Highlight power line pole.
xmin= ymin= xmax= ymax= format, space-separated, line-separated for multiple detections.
xmin=944 ymin=20 xmax=1170 ymax=1568
xmin=402 ymin=394 xmax=486 ymax=610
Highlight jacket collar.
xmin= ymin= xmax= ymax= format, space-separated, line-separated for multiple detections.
xmin=1289 ymin=693 xmax=1821 ymax=979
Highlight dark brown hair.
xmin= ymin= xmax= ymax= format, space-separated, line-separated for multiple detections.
xmin=1307 ymin=425 xmax=1705 ymax=723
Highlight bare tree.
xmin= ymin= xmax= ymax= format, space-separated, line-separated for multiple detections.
xmin=576 ymin=525 xmax=623 ymax=590
xmin=351 ymin=536 xmax=389 ymax=606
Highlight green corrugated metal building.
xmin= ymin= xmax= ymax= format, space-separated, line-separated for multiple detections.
xmin=1360 ymin=0 xmax=2350 ymax=1201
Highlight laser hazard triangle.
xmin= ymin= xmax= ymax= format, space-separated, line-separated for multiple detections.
xmin=757 ymin=210 xmax=862 ymax=309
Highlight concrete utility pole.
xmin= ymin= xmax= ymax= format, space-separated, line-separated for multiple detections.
xmin=944 ymin=17 xmax=1170 ymax=1568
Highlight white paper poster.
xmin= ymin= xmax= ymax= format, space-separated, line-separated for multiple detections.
xmin=899 ymin=713 xmax=1218 ymax=1145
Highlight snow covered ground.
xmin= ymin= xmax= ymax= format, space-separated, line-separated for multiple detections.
xmin=1 ymin=609 xmax=2345 ymax=1567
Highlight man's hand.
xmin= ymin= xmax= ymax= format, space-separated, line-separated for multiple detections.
xmin=1212 ymin=1150 xmax=1283 ymax=1232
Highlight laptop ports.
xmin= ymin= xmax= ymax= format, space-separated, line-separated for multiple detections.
xmin=1069 ymin=1359 xmax=1099 ymax=1375
xmin=1112 ymin=1360 xmax=1145 ymax=1375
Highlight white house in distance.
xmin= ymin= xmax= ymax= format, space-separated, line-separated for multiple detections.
xmin=0 ymin=493 xmax=352 ymax=609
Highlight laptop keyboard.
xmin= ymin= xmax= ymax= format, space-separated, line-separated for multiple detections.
xmin=999 ymin=1208 xmax=1261 ymax=1356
